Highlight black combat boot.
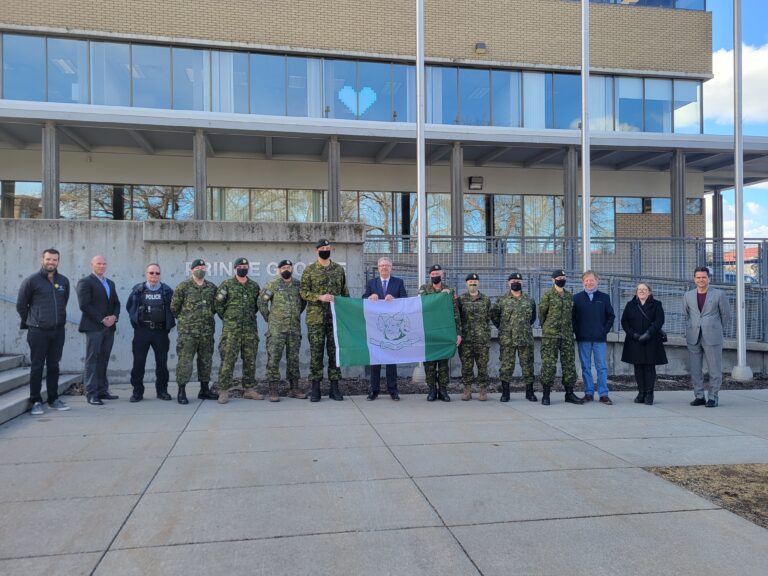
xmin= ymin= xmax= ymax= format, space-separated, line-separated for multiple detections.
xmin=427 ymin=384 xmax=437 ymax=402
xmin=177 ymin=385 xmax=189 ymax=405
xmin=541 ymin=386 xmax=551 ymax=406
xmin=439 ymin=386 xmax=450 ymax=402
xmin=310 ymin=380 xmax=322 ymax=402
xmin=644 ymin=377 xmax=655 ymax=405
xmin=500 ymin=381 xmax=510 ymax=402
xmin=198 ymin=382 xmax=218 ymax=400
xmin=525 ymin=384 xmax=538 ymax=402
xmin=564 ymin=387 xmax=585 ymax=405
xmin=634 ymin=381 xmax=646 ymax=404
xmin=329 ymin=380 xmax=344 ymax=401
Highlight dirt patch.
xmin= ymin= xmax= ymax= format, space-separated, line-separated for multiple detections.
xmin=647 ymin=464 xmax=768 ymax=529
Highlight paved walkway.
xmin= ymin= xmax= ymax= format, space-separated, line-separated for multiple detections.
xmin=1 ymin=387 xmax=768 ymax=575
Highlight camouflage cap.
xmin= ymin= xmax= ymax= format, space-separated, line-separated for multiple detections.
xmin=465 ymin=273 xmax=479 ymax=281
xmin=508 ymin=272 xmax=523 ymax=281
xmin=190 ymin=258 xmax=206 ymax=269
xmin=233 ymin=257 xmax=249 ymax=267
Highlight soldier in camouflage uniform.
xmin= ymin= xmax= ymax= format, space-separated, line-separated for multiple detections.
xmin=258 ymin=259 xmax=307 ymax=402
xmin=418 ymin=264 xmax=462 ymax=402
xmin=300 ymin=239 xmax=349 ymax=402
xmin=170 ymin=258 xmax=218 ymax=403
xmin=457 ymin=273 xmax=491 ymax=401
xmin=214 ymin=257 xmax=262 ymax=404
xmin=491 ymin=272 xmax=537 ymax=403
xmin=538 ymin=269 xmax=584 ymax=406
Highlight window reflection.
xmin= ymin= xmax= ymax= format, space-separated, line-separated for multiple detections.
xmin=491 ymin=70 xmax=521 ymax=127
xmin=288 ymin=57 xmax=323 ymax=117
xmin=324 ymin=59 xmax=357 ymax=120
xmin=91 ymin=42 xmax=130 ymax=106
xmin=590 ymin=76 xmax=614 ymax=131
xmin=645 ymin=78 xmax=672 ymax=133
xmin=287 ymin=189 xmax=324 ymax=221
xmin=459 ymin=69 xmax=490 ymax=126
xmin=426 ymin=67 xmax=458 ymax=125
xmin=131 ymin=185 xmax=177 ymax=219
xmin=3 ymin=35 xmax=45 ymax=101
xmin=523 ymin=72 xmax=547 ymax=129
xmin=251 ymin=54 xmax=286 ymax=116
xmin=358 ymin=62 xmax=391 ymax=122
xmin=48 ymin=38 xmax=89 ymax=104
xmin=211 ymin=51 xmax=249 ymax=113
xmin=494 ymin=194 xmax=523 ymax=254
xmin=173 ymin=48 xmax=210 ymax=111
xmin=252 ymin=188 xmax=285 ymax=221
xmin=463 ymin=193 xmax=488 ymax=253
xmin=59 ymin=183 xmax=90 ymax=219
xmin=616 ymin=77 xmax=643 ymax=132
xmin=553 ymin=73 xmax=581 ymax=129
xmin=340 ymin=191 xmax=359 ymax=222
xmin=359 ymin=191 xmax=394 ymax=234
xmin=8 ymin=182 xmax=42 ymax=219
xmin=616 ymin=197 xmax=643 ymax=214
xmin=674 ymin=79 xmax=700 ymax=134
xmin=392 ymin=64 xmax=415 ymax=122
xmin=132 ymin=45 xmax=171 ymax=109
xmin=91 ymin=184 xmax=128 ymax=220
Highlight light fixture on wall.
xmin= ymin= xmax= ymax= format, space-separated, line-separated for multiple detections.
xmin=468 ymin=176 xmax=484 ymax=190
xmin=474 ymin=42 xmax=487 ymax=55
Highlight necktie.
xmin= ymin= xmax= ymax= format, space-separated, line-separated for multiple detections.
xmin=382 ymin=280 xmax=388 ymax=294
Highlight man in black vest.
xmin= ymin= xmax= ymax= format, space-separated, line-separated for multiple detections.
xmin=126 ymin=263 xmax=176 ymax=402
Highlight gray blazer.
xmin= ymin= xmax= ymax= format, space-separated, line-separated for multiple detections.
xmin=682 ymin=287 xmax=731 ymax=346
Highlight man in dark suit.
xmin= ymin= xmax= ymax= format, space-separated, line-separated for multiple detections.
xmin=362 ymin=257 xmax=407 ymax=400
xmin=77 ymin=254 xmax=121 ymax=406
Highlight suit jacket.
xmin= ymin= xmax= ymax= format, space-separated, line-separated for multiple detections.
xmin=77 ymin=273 xmax=121 ymax=333
xmin=683 ymin=286 xmax=731 ymax=346
xmin=362 ymin=275 xmax=407 ymax=300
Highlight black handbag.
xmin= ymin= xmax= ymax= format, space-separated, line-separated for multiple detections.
xmin=637 ymin=303 xmax=667 ymax=342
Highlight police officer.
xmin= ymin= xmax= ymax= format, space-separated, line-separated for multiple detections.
xmin=491 ymin=272 xmax=537 ymax=403
xmin=258 ymin=259 xmax=307 ymax=402
xmin=171 ymin=258 xmax=218 ymax=404
xmin=300 ymin=239 xmax=349 ymax=402
xmin=215 ymin=257 xmax=262 ymax=404
xmin=16 ymin=247 xmax=71 ymax=415
xmin=418 ymin=264 xmax=462 ymax=402
xmin=457 ymin=273 xmax=491 ymax=401
xmin=539 ymin=269 xmax=584 ymax=406
xmin=126 ymin=263 xmax=176 ymax=402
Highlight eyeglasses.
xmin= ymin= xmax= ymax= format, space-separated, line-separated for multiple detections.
xmin=147 ymin=271 xmax=160 ymax=275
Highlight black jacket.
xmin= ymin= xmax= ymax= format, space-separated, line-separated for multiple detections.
xmin=126 ymin=282 xmax=176 ymax=331
xmin=621 ymin=296 xmax=668 ymax=366
xmin=572 ymin=290 xmax=615 ymax=342
xmin=76 ymin=274 xmax=121 ymax=333
xmin=16 ymin=269 xmax=70 ymax=330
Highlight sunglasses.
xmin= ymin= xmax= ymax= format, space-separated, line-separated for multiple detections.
xmin=147 ymin=271 xmax=161 ymax=275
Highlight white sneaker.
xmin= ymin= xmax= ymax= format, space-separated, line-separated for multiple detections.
xmin=30 ymin=402 xmax=45 ymax=415
xmin=49 ymin=399 xmax=71 ymax=411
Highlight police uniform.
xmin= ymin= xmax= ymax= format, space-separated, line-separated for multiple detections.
xmin=457 ymin=273 xmax=492 ymax=401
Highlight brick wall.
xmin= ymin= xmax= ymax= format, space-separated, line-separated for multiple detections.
xmin=616 ymin=213 xmax=706 ymax=238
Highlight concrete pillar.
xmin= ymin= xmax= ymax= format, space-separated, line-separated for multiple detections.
xmin=42 ymin=121 xmax=60 ymax=219
xmin=563 ymin=146 xmax=579 ymax=272
xmin=327 ymin=136 xmax=341 ymax=222
xmin=450 ymin=142 xmax=463 ymax=237
xmin=670 ymin=149 xmax=686 ymax=238
xmin=193 ymin=129 xmax=208 ymax=220
xmin=1 ymin=181 xmax=15 ymax=218
xmin=712 ymin=187 xmax=725 ymax=283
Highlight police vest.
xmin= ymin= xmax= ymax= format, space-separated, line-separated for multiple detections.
xmin=140 ymin=288 xmax=165 ymax=324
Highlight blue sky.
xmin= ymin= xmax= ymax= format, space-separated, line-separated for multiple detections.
xmin=705 ymin=0 xmax=768 ymax=237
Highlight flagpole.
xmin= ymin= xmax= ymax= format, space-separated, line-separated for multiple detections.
xmin=580 ymin=0 xmax=591 ymax=272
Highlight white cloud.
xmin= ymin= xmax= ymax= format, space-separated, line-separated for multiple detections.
xmin=720 ymin=196 xmax=768 ymax=238
xmin=704 ymin=44 xmax=768 ymax=125
xmin=746 ymin=201 xmax=762 ymax=215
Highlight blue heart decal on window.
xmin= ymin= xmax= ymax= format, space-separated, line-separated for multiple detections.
xmin=337 ymin=85 xmax=378 ymax=116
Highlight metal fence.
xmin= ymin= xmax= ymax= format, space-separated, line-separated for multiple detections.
xmin=363 ymin=235 xmax=768 ymax=342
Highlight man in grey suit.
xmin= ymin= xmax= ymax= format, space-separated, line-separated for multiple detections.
xmin=683 ymin=266 xmax=731 ymax=407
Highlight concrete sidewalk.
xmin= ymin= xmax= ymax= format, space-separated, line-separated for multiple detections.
xmin=0 ymin=387 xmax=767 ymax=575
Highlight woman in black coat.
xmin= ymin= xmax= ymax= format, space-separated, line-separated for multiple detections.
xmin=621 ymin=283 xmax=667 ymax=405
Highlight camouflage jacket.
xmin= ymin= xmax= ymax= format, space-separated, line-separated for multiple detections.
xmin=539 ymin=287 xmax=574 ymax=340
xmin=300 ymin=260 xmax=349 ymax=325
xmin=418 ymin=283 xmax=462 ymax=334
xmin=491 ymin=292 xmax=536 ymax=346
xmin=170 ymin=278 xmax=217 ymax=336
xmin=215 ymin=277 xmax=261 ymax=331
xmin=258 ymin=276 xmax=305 ymax=334
xmin=457 ymin=292 xmax=492 ymax=343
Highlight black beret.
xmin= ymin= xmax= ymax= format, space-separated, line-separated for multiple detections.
xmin=551 ymin=269 xmax=566 ymax=278
xmin=277 ymin=259 xmax=293 ymax=268
xmin=429 ymin=264 xmax=442 ymax=272
xmin=465 ymin=273 xmax=479 ymax=281
xmin=508 ymin=272 xmax=523 ymax=281
xmin=190 ymin=258 xmax=206 ymax=269
xmin=233 ymin=257 xmax=249 ymax=267
xmin=315 ymin=239 xmax=331 ymax=248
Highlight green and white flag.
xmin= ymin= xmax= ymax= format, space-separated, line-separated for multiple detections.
xmin=331 ymin=293 xmax=457 ymax=367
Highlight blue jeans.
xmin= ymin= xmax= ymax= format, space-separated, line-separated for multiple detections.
xmin=578 ymin=341 xmax=608 ymax=397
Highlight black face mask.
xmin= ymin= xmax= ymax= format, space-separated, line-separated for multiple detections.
xmin=280 ymin=270 xmax=292 ymax=279
xmin=318 ymin=250 xmax=331 ymax=260
xmin=554 ymin=278 xmax=567 ymax=288
xmin=510 ymin=282 xmax=522 ymax=292
xmin=431 ymin=276 xmax=442 ymax=285
xmin=236 ymin=268 xmax=248 ymax=278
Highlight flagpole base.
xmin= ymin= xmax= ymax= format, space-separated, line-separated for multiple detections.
xmin=731 ymin=364 xmax=753 ymax=382
xmin=411 ymin=362 xmax=426 ymax=385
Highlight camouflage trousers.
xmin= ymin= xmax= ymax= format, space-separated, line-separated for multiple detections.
xmin=265 ymin=331 xmax=301 ymax=384
xmin=424 ymin=359 xmax=450 ymax=387
xmin=175 ymin=332 xmax=214 ymax=386
xmin=218 ymin=328 xmax=259 ymax=390
xmin=459 ymin=340 xmax=489 ymax=387
xmin=499 ymin=344 xmax=534 ymax=385
xmin=540 ymin=337 xmax=577 ymax=388
xmin=307 ymin=322 xmax=341 ymax=382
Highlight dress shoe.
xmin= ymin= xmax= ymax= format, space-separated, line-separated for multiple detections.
xmin=367 ymin=391 xmax=379 ymax=401
xmin=599 ymin=396 xmax=613 ymax=405
xmin=583 ymin=393 xmax=594 ymax=402
xmin=87 ymin=395 xmax=104 ymax=406
xmin=99 ymin=393 xmax=119 ymax=400
xmin=690 ymin=397 xmax=706 ymax=406
xmin=390 ymin=391 xmax=400 ymax=401
xmin=705 ymin=398 xmax=719 ymax=408
xmin=157 ymin=392 xmax=173 ymax=401
xmin=129 ymin=394 xmax=143 ymax=403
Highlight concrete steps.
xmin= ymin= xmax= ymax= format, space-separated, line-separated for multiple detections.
xmin=0 ymin=355 xmax=82 ymax=426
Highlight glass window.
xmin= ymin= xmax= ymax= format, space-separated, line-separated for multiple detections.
xmin=131 ymin=45 xmax=171 ymax=109
xmin=408 ymin=192 xmax=451 ymax=237
xmin=616 ymin=197 xmax=643 ymax=213
xmin=686 ymin=198 xmax=703 ymax=215
xmin=650 ymin=197 xmax=671 ymax=213
xmin=463 ymin=194 xmax=487 ymax=236
xmin=674 ymin=79 xmax=701 ymax=134
xmin=173 ymin=48 xmax=210 ymax=111
xmin=211 ymin=51 xmax=249 ymax=113
xmin=589 ymin=76 xmax=613 ymax=131
xmin=395 ymin=191 xmax=414 ymax=236
xmin=524 ymin=196 xmax=556 ymax=238
xmin=59 ymin=183 xmax=90 ymax=219
xmin=91 ymin=42 xmax=130 ymax=107
xmin=491 ymin=70 xmax=521 ymax=127
xmin=458 ymin=68 xmax=490 ymax=126
xmin=645 ymin=78 xmax=672 ymax=133
xmin=359 ymin=191 xmax=393 ymax=234
xmin=174 ymin=187 xmax=195 ymax=220
xmin=675 ymin=0 xmax=705 ymax=9
xmin=131 ymin=185 xmax=176 ymax=219
xmin=590 ymin=197 xmax=615 ymax=238
xmin=616 ymin=77 xmax=643 ymax=132
xmin=522 ymin=72 xmax=547 ymax=129
xmin=392 ymin=64 xmax=415 ymax=122
xmin=553 ymin=73 xmax=581 ymax=129
xmin=493 ymin=195 xmax=523 ymax=236
xmin=47 ymin=38 xmax=89 ymax=104
xmin=91 ymin=184 xmax=128 ymax=220
xmin=288 ymin=189 xmax=324 ymax=222
xmin=2 ymin=35 xmax=45 ymax=101
xmin=216 ymin=188 xmax=249 ymax=221
xmin=324 ymin=59 xmax=357 ymax=120
xmin=252 ymin=188 xmax=286 ymax=221
xmin=250 ymin=54 xmax=285 ymax=116
xmin=341 ymin=191 xmax=359 ymax=222
xmin=287 ymin=57 xmax=323 ymax=118
xmin=8 ymin=182 xmax=42 ymax=219
xmin=357 ymin=61 xmax=392 ymax=122
xmin=426 ymin=67 xmax=458 ymax=125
